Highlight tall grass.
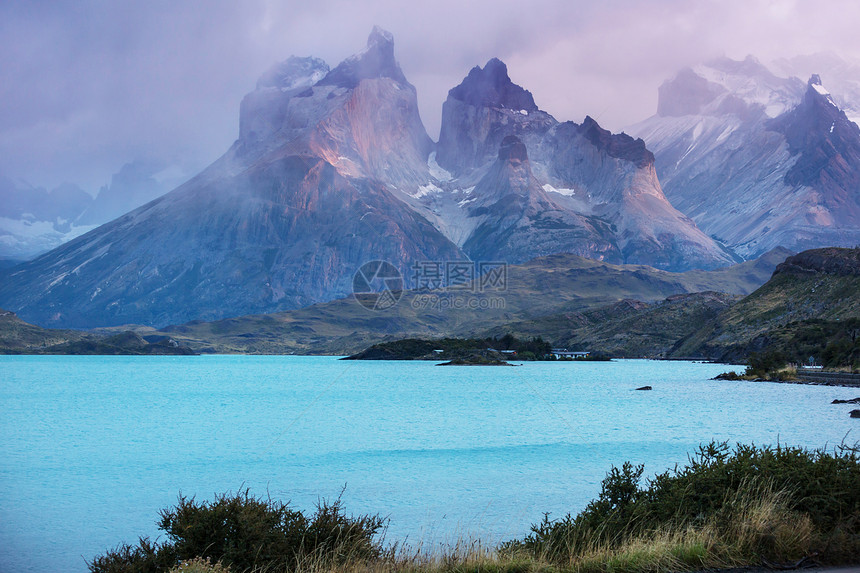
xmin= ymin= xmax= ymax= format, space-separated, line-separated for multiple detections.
xmin=90 ymin=442 xmax=860 ymax=573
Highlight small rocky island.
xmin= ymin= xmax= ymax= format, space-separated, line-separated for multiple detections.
xmin=343 ymin=335 xmax=552 ymax=364
xmin=437 ymin=350 xmax=513 ymax=366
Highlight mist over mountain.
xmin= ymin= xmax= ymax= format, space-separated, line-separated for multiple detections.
xmin=0 ymin=28 xmax=740 ymax=329
xmin=0 ymin=177 xmax=96 ymax=261
xmin=0 ymin=28 xmax=462 ymax=328
xmin=630 ymin=56 xmax=860 ymax=259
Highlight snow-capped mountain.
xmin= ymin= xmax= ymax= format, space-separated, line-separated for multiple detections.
xmin=0 ymin=29 xmax=735 ymax=329
xmin=0 ymin=177 xmax=97 ymax=261
xmin=0 ymin=161 xmax=178 ymax=261
xmin=630 ymin=56 xmax=860 ymax=259
xmin=772 ymin=52 xmax=860 ymax=127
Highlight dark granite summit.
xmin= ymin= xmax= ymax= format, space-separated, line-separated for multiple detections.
xmin=448 ymin=58 xmax=538 ymax=111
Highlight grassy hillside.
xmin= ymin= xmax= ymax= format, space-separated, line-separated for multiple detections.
xmin=477 ymin=247 xmax=860 ymax=364
xmin=674 ymin=247 xmax=860 ymax=364
xmin=0 ymin=308 xmax=85 ymax=352
xmin=159 ymin=250 xmax=787 ymax=354
xmin=487 ymin=291 xmax=740 ymax=358
xmin=0 ymin=309 xmax=194 ymax=355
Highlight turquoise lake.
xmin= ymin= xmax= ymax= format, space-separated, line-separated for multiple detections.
xmin=2 ymin=356 xmax=858 ymax=573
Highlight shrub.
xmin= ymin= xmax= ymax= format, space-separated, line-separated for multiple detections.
xmin=714 ymin=371 xmax=742 ymax=380
xmin=745 ymin=350 xmax=788 ymax=377
xmin=88 ymin=537 xmax=177 ymax=573
xmin=89 ymin=490 xmax=386 ymax=573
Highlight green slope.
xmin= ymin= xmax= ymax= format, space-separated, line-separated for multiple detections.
xmin=0 ymin=308 xmax=85 ymax=352
xmin=0 ymin=309 xmax=195 ymax=355
xmin=674 ymin=247 xmax=860 ymax=363
xmin=486 ymin=291 xmax=741 ymax=358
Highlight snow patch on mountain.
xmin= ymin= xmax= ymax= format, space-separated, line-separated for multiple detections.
xmin=0 ymin=217 xmax=98 ymax=260
xmin=810 ymin=81 xmax=838 ymax=107
xmin=413 ymin=182 xmax=444 ymax=198
xmin=542 ymin=183 xmax=577 ymax=196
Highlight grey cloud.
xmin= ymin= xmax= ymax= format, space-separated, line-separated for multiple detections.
xmin=2 ymin=0 xmax=859 ymax=191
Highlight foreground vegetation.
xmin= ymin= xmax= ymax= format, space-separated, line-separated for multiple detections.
xmin=91 ymin=442 xmax=860 ymax=573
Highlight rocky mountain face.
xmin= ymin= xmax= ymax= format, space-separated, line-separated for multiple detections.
xmin=459 ymin=134 xmax=620 ymax=263
xmin=1 ymin=28 xmax=736 ymax=329
xmin=422 ymin=59 xmax=736 ymax=269
xmin=630 ymin=57 xmax=860 ymax=259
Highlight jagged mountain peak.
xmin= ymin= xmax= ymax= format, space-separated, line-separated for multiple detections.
xmin=237 ymin=26 xmax=432 ymax=186
xmin=578 ymin=116 xmax=654 ymax=168
xmin=317 ymin=26 xmax=408 ymax=89
xmin=768 ymin=72 xmax=860 ymax=194
xmin=255 ymin=56 xmax=330 ymax=91
xmin=804 ymin=73 xmax=839 ymax=109
xmin=368 ymin=25 xmax=394 ymax=46
xmin=437 ymin=58 xmax=555 ymax=174
xmin=631 ymin=57 xmax=860 ymax=261
xmin=432 ymin=59 xmax=734 ymax=271
xmin=771 ymin=53 xmax=860 ymax=126
xmin=771 ymin=73 xmax=857 ymax=149
xmin=448 ymin=58 xmax=538 ymax=112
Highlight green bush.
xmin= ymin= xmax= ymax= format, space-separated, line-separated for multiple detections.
xmin=745 ymin=350 xmax=788 ymax=377
xmin=89 ymin=490 xmax=386 ymax=573
xmin=504 ymin=442 xmax=860 ymax=564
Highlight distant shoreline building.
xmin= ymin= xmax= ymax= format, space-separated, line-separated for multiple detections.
xmin=551 ymin=348 xmax=590 ymax=359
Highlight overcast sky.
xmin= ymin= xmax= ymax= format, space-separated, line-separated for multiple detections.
xmin=3 ymin=0 xmax=860 ymax=192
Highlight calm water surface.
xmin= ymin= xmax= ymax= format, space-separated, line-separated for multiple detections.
xmin=1 ymin=356 xmax=858 ymax=573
